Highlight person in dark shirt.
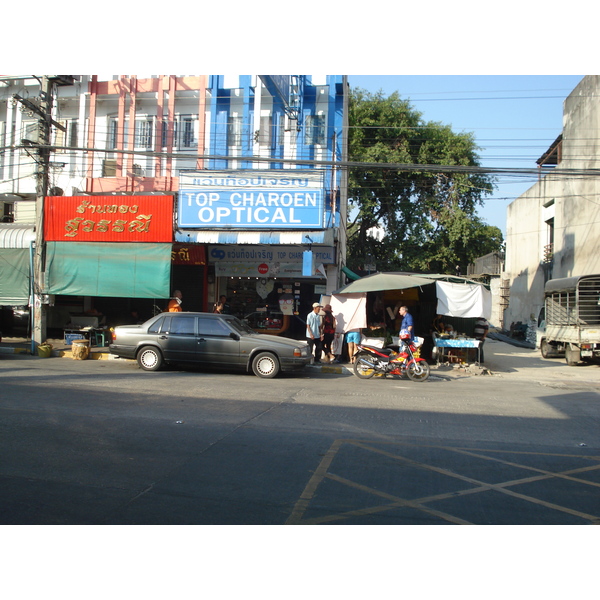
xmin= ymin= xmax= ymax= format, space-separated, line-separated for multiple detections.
xmin=218 ymin=295 xmax=231 ymax=314
xmin=473 ymin=316 xmax=489 ymax=362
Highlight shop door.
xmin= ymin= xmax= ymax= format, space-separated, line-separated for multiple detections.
xmin=196 ymin=316 xmax=242 ymax=367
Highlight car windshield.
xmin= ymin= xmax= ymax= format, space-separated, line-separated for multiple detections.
xmin=228 ymin=316 xmax=256 ymax=335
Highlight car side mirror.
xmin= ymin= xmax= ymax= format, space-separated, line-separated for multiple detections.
xmin=230 ymin=332 xmax=240 ymax=341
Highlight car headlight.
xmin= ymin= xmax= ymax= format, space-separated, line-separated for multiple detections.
xmin=294 ymin=347 xmax=308 ymax=357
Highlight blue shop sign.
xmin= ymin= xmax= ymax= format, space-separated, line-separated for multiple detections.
xmin=178 ymin=170 xmax=325 ymax=229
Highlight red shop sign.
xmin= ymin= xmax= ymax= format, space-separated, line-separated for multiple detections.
xmin=44 ymin=195 xmax=174 ymax=242
xmin=171 ymin=244 xmax=206 ymax=265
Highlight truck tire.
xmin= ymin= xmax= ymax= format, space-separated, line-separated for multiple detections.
xmin=565 ymin=344 xmax=581 ymax=366
xmin=540 ymin=339 xmax=551 ymax=359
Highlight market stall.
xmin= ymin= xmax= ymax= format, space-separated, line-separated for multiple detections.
xmin=330 ymin=272 xmax=491 ymax=363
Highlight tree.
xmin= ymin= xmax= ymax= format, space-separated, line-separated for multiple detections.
xmin=347 ymin=88 xmax=502 ymax=274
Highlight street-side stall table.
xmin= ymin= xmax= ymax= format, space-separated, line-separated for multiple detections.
xmin=433 ymin=334 xmax=481 ymax=365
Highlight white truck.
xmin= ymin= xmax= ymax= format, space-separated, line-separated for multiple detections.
xmin=537 ymin=274 xmax=600 ymax=365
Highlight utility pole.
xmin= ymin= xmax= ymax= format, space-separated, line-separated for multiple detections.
xmin=13 ymin=76 xmax=68 ymax=347
xmin=32 ymin=76 xmax=52 ymax=346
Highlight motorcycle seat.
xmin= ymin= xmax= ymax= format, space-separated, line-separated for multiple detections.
xmin=362 ymin=345 xmax=394 ymax=358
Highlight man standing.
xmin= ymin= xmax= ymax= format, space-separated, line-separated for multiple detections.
xmin=398 ymin=305 xmax=414 ymax=341
xmin=473 ymin=316 xmax=489 ymax=363
xmin=219 ymin=295 xmax=231 ymax=314
xmin=306 ymin=302 xmax=324 ymax=363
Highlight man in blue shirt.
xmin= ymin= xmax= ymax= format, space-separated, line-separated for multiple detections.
xmin=398 ymin=305 xmax=414 ymax=341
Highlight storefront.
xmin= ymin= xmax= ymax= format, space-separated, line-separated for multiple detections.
xmin=176 ymin=169 xmax=338 ymax=338
xmin=42 ymin=194 xmax=179 ymax=331
xmin=0 ymin=224 xmax=35 ymax=335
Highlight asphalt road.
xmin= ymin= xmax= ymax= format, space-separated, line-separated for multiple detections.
xmin=1 ymin=343 xmax=600 ymax=526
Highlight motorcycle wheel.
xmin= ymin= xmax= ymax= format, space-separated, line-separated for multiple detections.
xmin=406 ymin=359 xmax=430 ymax=382
xmin=354 ymin=353 xmax=376 ymax=379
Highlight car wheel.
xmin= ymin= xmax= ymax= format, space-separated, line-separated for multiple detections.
xmin=252 ymin=352 xmax=280 ymax=378
xmin=137 ymin=346 xmax=163 ymax=371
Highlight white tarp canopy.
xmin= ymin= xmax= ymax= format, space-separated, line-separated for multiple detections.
xmin=330 ymin=272 xmax=491 ymax=330
xmin=329 ymin=293 xmax=367 ymax=332
xmin=435 ymin=280 xmax=491 ymax=319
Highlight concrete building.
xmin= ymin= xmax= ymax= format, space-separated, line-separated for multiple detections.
xmin=0 ymin=75 xmax=348 ymax=340
xmin=503 ymin=75 xmax=600 ymax=330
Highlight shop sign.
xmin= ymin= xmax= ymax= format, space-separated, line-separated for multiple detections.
xmin=44 ymin=195 xmax=174 ymax=242
xmin=178 ymin=170 xmax=325 ymax=229
xmin=171 ymin=243 xmax=206 ymax=265
xmin=209 ymin=244 xmax=334 ymax=277
xmin=209 ymin=245 xmax=335 ymax=264
xmin=214 ymin=261 xmax=320 ymax=278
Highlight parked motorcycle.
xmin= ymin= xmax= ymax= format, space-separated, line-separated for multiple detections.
xmin=353 ymin=337 xmax=430 ymax=382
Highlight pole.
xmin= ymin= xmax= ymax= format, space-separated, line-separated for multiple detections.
xmin=32 ymin=76 xmax=52 ymax=347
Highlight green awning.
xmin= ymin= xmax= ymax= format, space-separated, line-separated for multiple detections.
xmin=45 ymin=242 xmax=171 ymax=298
xmin=0 ymin=248 xmax=30 ymax=305
xmin=333 ymin=272 xmax=435 ymax=294
xmin=341 ymin=266 xmax=361 ymax=281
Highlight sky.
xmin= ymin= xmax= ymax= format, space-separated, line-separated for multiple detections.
xmin=347 ymin=75 xmax=585 ymax=237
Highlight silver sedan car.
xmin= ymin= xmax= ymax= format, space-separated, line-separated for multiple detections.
xmin=109 ymin=311 xmax=311 ymax=378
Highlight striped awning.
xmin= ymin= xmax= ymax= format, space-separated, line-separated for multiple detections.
xmin=175 ymin=229 xmax=331 ymax=245
xmin=0 ymin=224 xmax=35 ymax=248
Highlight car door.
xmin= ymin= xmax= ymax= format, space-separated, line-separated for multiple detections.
xmin=196 ymin=316 xmax=241 ymax=367
xmin=156 ymin=314 xmax=198 ymax=363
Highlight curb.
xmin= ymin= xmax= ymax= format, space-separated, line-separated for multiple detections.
xmin=0 ymin=347 xmax=30 ymax=355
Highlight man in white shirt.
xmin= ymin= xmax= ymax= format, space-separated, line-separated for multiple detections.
xmin=306 ymin=302 xmax=324 ymax=363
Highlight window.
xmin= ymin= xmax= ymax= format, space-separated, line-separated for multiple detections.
xmin=108 ymin=117 xmax=125 ymax=150
xmin=198 ymin=317 xmax=231 ymax=336
xmin=257 ymin=116 xmax=272 ymax=147
xmin=277 ymin=114 xmax=285 ymax=146
xmin=161 ymin=119 xmax=174 ymax=148
xmin=228 ymin=116 xmax=242 ymax=149
xmin=54 ymin=119 xmax=78 ymax=153
xmin=134 ymin=118 xmax=153 ymax=149
xmin=179 ymin=115 xmax=197 ymax=149
xmin=69 ymin=119 xmax=79 ymax=148
xmin=305 ymin=114 xmax=325 ymax=145
xmin=149 ymin=316 xmax=166 ymax=333
xmin=161 ymin=115 xmax=198 ymax=149
xmin=169 ymin=316 xmax=196 ymax=335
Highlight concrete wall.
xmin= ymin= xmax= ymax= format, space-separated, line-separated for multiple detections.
xmin=505 ymin=75 xmax=600 ymax=327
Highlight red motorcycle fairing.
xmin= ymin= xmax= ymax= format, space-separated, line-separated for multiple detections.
xmin=359 ymin=344 xmax=394 ymax=362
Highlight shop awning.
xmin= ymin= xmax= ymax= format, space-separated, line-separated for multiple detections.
xmin=0 ymin=248 xmax=30 ymax=305
xmin=0 ymin=225 xmax=34 ymax=305
xmin=45 ymin=242 xmax=171 ymax=298
xmin=0 ymin=224 xmax=35 ymax=249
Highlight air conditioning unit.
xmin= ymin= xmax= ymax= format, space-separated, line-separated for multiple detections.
xmin=102 ymin=159 xmax=117 ymax=177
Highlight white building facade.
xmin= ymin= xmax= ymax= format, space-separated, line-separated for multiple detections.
xmin=504 ymin=75 xmax=600 ymax=328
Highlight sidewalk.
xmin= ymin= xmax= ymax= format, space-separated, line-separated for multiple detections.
xmin=2 ymin=334 xmax=599 ymax=385
xmin=0 ymin=336 xmax=114 ymax=361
